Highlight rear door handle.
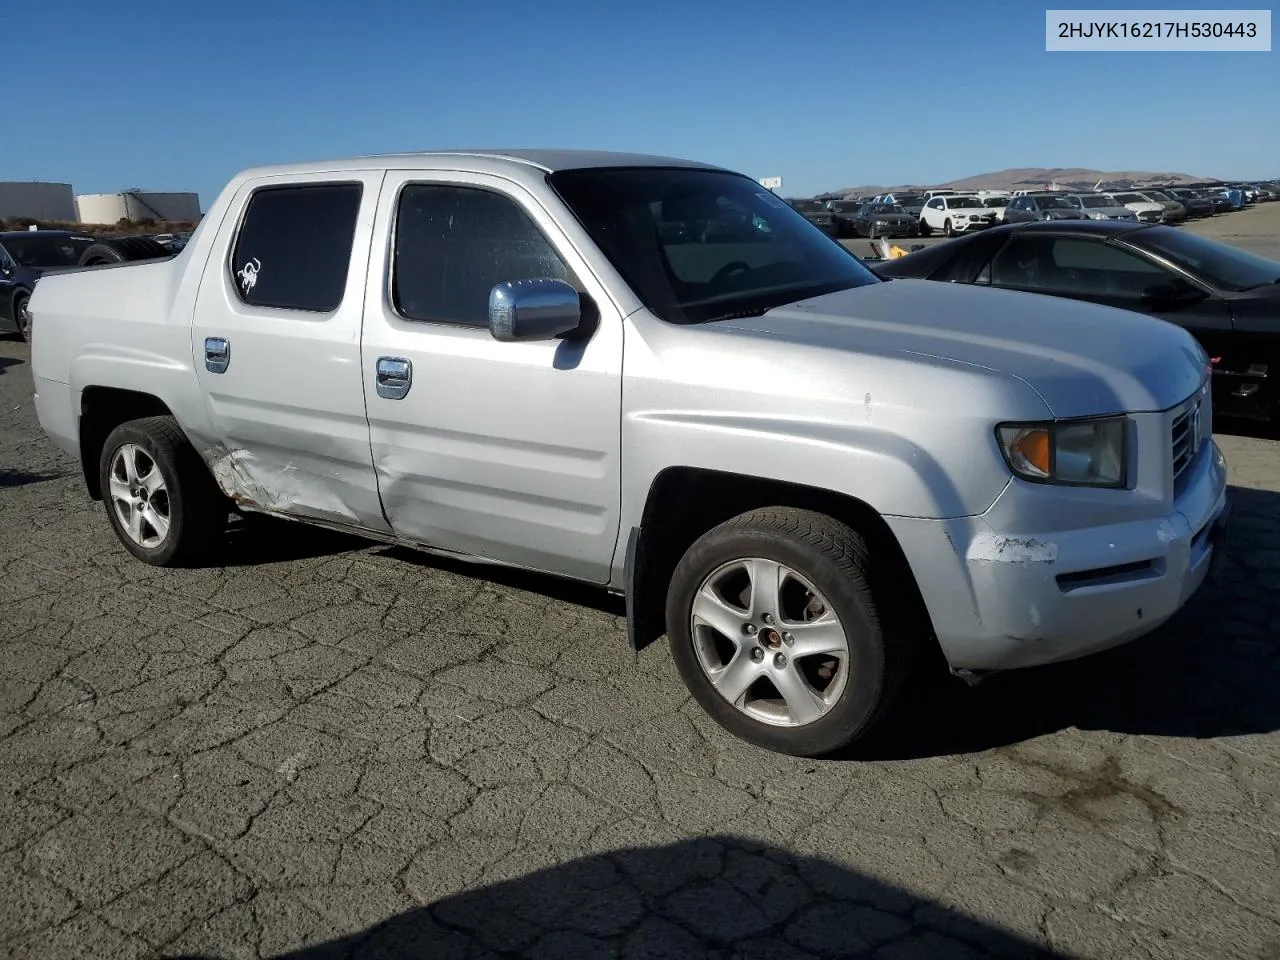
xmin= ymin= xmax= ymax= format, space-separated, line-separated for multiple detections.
xmin=205 ymin=337 xmax=230 ymax=374
xmin=376 ymin=357 xmax=412 ymax=399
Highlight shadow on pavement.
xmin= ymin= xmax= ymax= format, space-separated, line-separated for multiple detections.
xmin=0 ymin=467 xmax=65 ymax=488
xmin=0 ymin=354 xmax=23 ymax=373
xmin=163 ymin=836 xmax=1067 ymax=959
xmin=210 ymin=513 xmax=372 ymax=567
xmin=379 ymin=544 xmax=627 ymax=618
xmin=851 ymin=484 xmax=1280 ymax=761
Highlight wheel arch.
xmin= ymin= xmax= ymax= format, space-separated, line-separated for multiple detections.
xmin=624 ymin=466 xmax=937 ymax=654
xmin=78 ymin=387 xmax=177 ymax=499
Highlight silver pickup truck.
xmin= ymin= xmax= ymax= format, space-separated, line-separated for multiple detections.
xmin=28 ymin=150 xmax=1230 ymax=756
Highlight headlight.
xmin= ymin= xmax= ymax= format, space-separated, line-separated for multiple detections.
xmin=996 ymin=417 xmax=1128 ymax=488
xmin=1088 ymin=212 xmax=1108 ymax=219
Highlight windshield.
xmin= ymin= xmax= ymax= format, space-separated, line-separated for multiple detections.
xmin=789 ymin=200 xmax=825 ymax=213
xmin=3 ymin=234 xmax=93 ymax=268
xmin=1061 ymin=196 xmax=1085 ymax=208
xmin=549 ymin=167 xmax=879 ymax=324
xmin=894 ymin=195 xmax=923 ymax=205
xmin=1038 ymin=197 xmax=1074 ymax=209
xmin=1081 ymin=195 xmax=1114 ymax=208
xmin=831 ymin=201 xmax=860 ymax=212
xmin=983 ymin=197 xmax=1009 ymax=207
xmin=870 ymin=204 xmax=907 ymax=215
xmin=948 ymin=197 xmax=982 ymax=208
xmin=1138 ymin=229 xmax=1280 ymax=292
xmin=1143 ymin=191 xmax=1169 ymax=201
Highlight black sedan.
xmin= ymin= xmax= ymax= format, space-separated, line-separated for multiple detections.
xmin=0 ymin=230 xmax=96 ymax=341
xmin=871 ymin=220 xmax=1280 ymax=422
xmin=785 ymin=199 xmax=838 ymax=236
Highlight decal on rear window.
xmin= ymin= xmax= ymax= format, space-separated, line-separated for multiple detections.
xmin=237 ymin=258 xmax=261 ymax=296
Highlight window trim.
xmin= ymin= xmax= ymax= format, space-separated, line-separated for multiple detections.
xmin=386 ymin=179 xmax=582 ymax=330
xmin=225 ymin=180 xmax=365 ymax=316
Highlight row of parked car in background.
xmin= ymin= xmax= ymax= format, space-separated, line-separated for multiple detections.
xmin=789 ymin=180 xmax=1279 ymax=239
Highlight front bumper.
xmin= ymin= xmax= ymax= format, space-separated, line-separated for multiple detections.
xmin=954 ymin=218 xmax=997 ymax=232
xmin=887 ymin=437 xmax=1229 ymax=672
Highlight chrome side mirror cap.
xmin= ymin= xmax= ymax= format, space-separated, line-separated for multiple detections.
xmin=488 ymin=278 xmax=582 ymax=342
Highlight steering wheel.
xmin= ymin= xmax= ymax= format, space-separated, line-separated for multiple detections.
xmin=711 ymin=260 xmax=752 ymax=286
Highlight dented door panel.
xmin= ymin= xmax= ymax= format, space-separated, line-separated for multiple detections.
xmin=189 ymin=171 xmax=393 ymax=532
xmin=360 ymin=171 xmax=624 ymax=583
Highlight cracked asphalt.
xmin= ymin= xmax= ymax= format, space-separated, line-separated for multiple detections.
xmin=3 ymin=240 xmax=1280 ymax=957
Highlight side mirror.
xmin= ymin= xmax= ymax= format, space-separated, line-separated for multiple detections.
xmin=488 ymin=278 xmax=582 ymax=342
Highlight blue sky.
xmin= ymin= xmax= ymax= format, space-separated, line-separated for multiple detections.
xmin=6 ymin=0 xmax=1277 ymax=209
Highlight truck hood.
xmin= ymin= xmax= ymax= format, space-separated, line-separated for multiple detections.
xmin=718 ymin=279 xmax=1207 ymax=418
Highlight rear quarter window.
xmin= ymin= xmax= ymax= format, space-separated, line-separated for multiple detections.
xmin=230 ymin=183 xmax=363 ymax=313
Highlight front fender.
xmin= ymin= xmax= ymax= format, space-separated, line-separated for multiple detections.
xmin=615 ymin=404 xmax=1017 ymax=563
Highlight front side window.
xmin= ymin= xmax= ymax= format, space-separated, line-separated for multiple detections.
xmin=230 ymin=183 xmax=362 ymax=312
xmin=990 ymin=236 xmax=1171 ymax=295
xmin=548 ymin=167 xmax=877 ymax=325
xmin=393 ymin=184 xmax=577 ymax=327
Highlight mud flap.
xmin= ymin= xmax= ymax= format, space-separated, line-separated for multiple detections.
xmin=624 ymin=526 xmax=663 ymax=652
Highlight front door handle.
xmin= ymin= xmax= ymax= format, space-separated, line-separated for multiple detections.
xmin=205 ymin=337 xmax=230 ymax=374
xmin=376 ymin=357 xmax=412 ymax=399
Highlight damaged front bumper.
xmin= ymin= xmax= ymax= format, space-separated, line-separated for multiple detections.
xmin=886 ymin=440 xmax=1230 ymax=672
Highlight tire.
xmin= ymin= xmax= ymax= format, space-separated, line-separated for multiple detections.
xmin=918 ymin=218 xmax=932 ymax=237
xmin=665 ymin=507 xmax=910 ymax=757
xmin=12 ymin=289 xmax=31 ymax=342
xmin=98 ymin=416 xmax=228 ymax=566
xmin=944 ymin=218 xmax=956 ymax=237
xmin=78 ymin=236 xmax=172 ymax=267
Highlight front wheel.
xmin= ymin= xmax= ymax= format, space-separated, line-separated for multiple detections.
xmin=98 ymin=416 xmax=228 ymax=566
xmin=944 ymin=218 xmax=956 ymax=237
xmin=666 ymin=507 xmax=908 ymax=757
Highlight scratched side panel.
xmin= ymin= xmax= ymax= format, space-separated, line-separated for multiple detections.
xmin=188 ymin=170 xmax=392 ymax=532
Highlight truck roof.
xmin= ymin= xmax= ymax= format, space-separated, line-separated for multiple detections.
xmin=234 ymin=149 xmax=726 ymax=180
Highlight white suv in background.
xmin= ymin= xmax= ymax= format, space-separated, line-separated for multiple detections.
xmin=919 ymin=195 xmax=998 ymax=235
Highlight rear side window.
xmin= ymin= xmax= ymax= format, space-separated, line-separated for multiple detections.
xmin=230 ymin=183 xmax=362 ymax=313
xmin=392 ymin=184 xmax=577 ymax=327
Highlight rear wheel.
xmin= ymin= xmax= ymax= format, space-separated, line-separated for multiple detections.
xmin=78 ymin=236 xmax=172 ymax=267
xmin=98 ymin=416 xmax=228 ymax=566
xmin=666 ymin=507 xmax=910 ymax=757
xmin=918 ymin=218 xmax=932 ymax=237
xmin=13 ymin=290 xmax=31 ymax=342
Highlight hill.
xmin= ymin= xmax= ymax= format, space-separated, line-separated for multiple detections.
xmin=822 ymin=167 xmax=1215 ymax=199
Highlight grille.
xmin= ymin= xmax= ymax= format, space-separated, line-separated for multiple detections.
xmin=1170 ymin=394 xmax=1203 ymax=482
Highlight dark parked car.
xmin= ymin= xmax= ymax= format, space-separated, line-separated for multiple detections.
xmin=1002 ymin=194 xmax=1088 ymax=224
xmin=845 ymin=202 xmax=920 ymax=239
xmin=785 ymin=199 xmax=838 ymax=236
xmin=0 ymin=230 xmax=95 ymax=341
xmin=871 ymin=220 xmax=1280 ymax=422
xmin=824 ymin=200 xmax=864 ymax=237
xmin=1165 ymin=188 xmax=1215 ymax=218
